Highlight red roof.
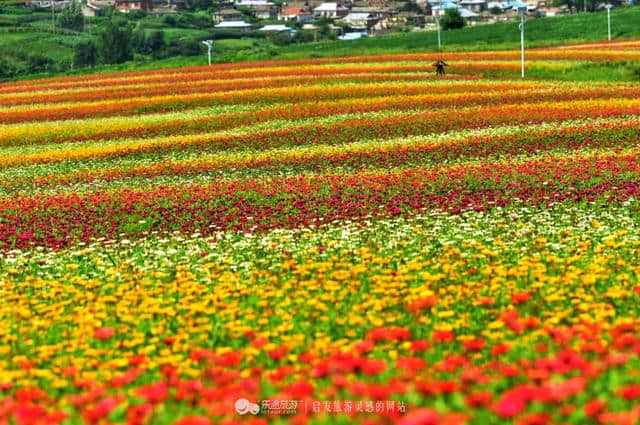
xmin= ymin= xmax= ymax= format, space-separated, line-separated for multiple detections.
xmin=281 ymin=7 xmax=310 ymax=14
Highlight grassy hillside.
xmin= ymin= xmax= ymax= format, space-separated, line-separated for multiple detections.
xmin=272 ymin=7 xmax=640 ymax=58
xmin=1 ymin=5 xmax=639 ymax=81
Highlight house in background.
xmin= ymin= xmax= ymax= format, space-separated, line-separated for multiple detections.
xmin=350 ymin=5 xmax=395 ymax=19
xmin=313 ymin=2 xmax=348 ymax=18
xmin=82 ymin=2 xmax=102 ymax=16
xmin=459 ymin=0 xmax=487 ymax=12
xmin=212 ymin=8 xmax=245 ymax=22
xmin=340 ymin=12 xmax=379 ymax=30
xmin=458 ymin=7 xmax=480 ymax=20
xmin=32 ymin=0 xmax=70 ymax=11
xmin=235 ymin=0 xmax=279 ymax=19
xmin=114 ymin=0 xmax=152 ymax=12
xmin=150 ymin=0 xmax=185 ymax=12
xmin=390 ymin=11 xmax=425 ymax=26
xmin=278 ymin=6 xmax=314 ymax=22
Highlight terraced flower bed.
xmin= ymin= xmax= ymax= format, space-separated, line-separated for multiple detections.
xmin=2 ymin=39 xmax=640 ymax=425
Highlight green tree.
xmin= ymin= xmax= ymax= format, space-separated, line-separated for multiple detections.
xmin=131 ymin=27 xmax=148 ymax=54
xmin=26 ymin=54 xmax=56 ymax=74
xmin=73 ymin=41 xmax=97 ymax=68
xmin=146 ymin=30 xmax=166 ymax=59
xmin=0 ymin=57 xmax=16 ymax=79
xmin=440 ymin=8 xmax=465 ymax=30
xmin=57 ymin=0 xmax=84 ymax=31
xmin=96 ymin=22 xmax=133 ymax=64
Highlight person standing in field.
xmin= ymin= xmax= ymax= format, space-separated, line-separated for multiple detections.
xmin=433 ymin=59 xmax=448 ymax=75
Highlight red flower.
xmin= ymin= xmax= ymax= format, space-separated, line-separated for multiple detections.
xmin=584 ymin=399 xmax=607 ymax=419
xmin=494 ymin=392 xmax=526 ymax=418
xmin=516 ymin=412 xmax=550 ymax=425
xmin=361 ymin=359 xmax=386 ymax=376
xmin=175 ymin=416 xmax=214 ymax=425
xmin=13 ymin=404 xmax=46 ymax=425
xmin=432 ymin=330 xmax=454 ymax=343
xmin=355 ymin=340 xmax=375 ymax=353
xmin=410 ymin=340 xmax=431 ymax=352
xmin=511 ymin=291 xmax=531 ymax=305
xmin=399 ymin=408 xmax=439 ymax=425
xmin=621 ymin=385 xmax=640 ymax=400
xmin=83 ymin=397 xmax=119 ymax=423
xmin=391 ymin=327 xmax=411 ymax=340
xmin=268 ymin=345 xmax=288 ymax=361
xmin=287 ymin=380 xmax=313 ymax=399
xmin=407 ymin=296 xmax=438 ymax=313
xmin=136 ymin=381 xmax=168 ymax=404
xmin=490 ymin=343 xmax=511 ymax=356
xmin=463 ymin=338 xmax=485 ymax=352
xmin=466 ymin=391 xmax=492 ymax=408
xmin=94 ymin=328 xmax=115 ymax=340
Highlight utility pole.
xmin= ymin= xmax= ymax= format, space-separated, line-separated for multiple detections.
xmin=605 ymin=4 xmax=612 ymax=41
xmin=518 ymin=6 xmax=525 ymax=79
xmin=435 ymin=0 xmax=441 ymax=49
xmin=202 ymin=40 xmax=213 ymax=66
xmin=51 ymin=0 xmax=55 ymax=33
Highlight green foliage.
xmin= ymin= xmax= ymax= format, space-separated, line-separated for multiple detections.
xmin=271 ymin=31 xmax=294 ymax=46
xmin=126 ymin=9 xmax=147 ymax=19
xmin=97 ymin=22 xmax=133 ymax=64
xmin=73 ymin=40 xmax=97 ymax=68
xmin=293 ymin=30 xmax=314 ymax=43
xmin=26 ymin=53 xmax=55 ymax=73
xmin=162 ymin=14 xmax=177 ymax=26
xmin=0 ymin=57 xmax=16 ymax=78
xmin=166 ymin=37 xmax=201 ymax=56
xmin=131 ymin=26 xmax=147 ymax=53
xmin=440 ymin=8 xmax=465 ymax=30
xmin=57 ymin=0 xmax=84 ymax=31
xmin=147 ymin=30 xmax=166 ymax=58
xmin=626 ymin=63 xmax=640 ymax=81
xmin=131 ymin=28 xmax=166 ymax=57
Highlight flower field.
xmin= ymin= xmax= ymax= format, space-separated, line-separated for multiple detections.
xmin=2 ymin=40 xmax=640 ymax=425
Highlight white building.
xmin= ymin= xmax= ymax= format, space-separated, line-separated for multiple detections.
xmin=313 ymin=2 xmax=348 ymax=18
xmin=341 ymin=12 xmax=379 ymax=30
xmin=214 ymin=20 xmax=252 ymax=28
xmin=259 ymin=24 xmax=296 ymax=31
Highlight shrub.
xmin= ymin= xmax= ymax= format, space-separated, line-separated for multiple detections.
xmin=441 ymin=8 xmax=465 ymax=30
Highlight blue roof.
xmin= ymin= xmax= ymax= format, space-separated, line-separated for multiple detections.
xmin=505 ymin=1 xmax=527 ymax=7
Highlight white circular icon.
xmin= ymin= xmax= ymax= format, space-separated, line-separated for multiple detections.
xmin=235 ymin=398 xmax=259 ymax=415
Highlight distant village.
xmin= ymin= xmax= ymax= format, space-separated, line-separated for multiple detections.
xmin=24 ymin=0 xmax=580 ymax=41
